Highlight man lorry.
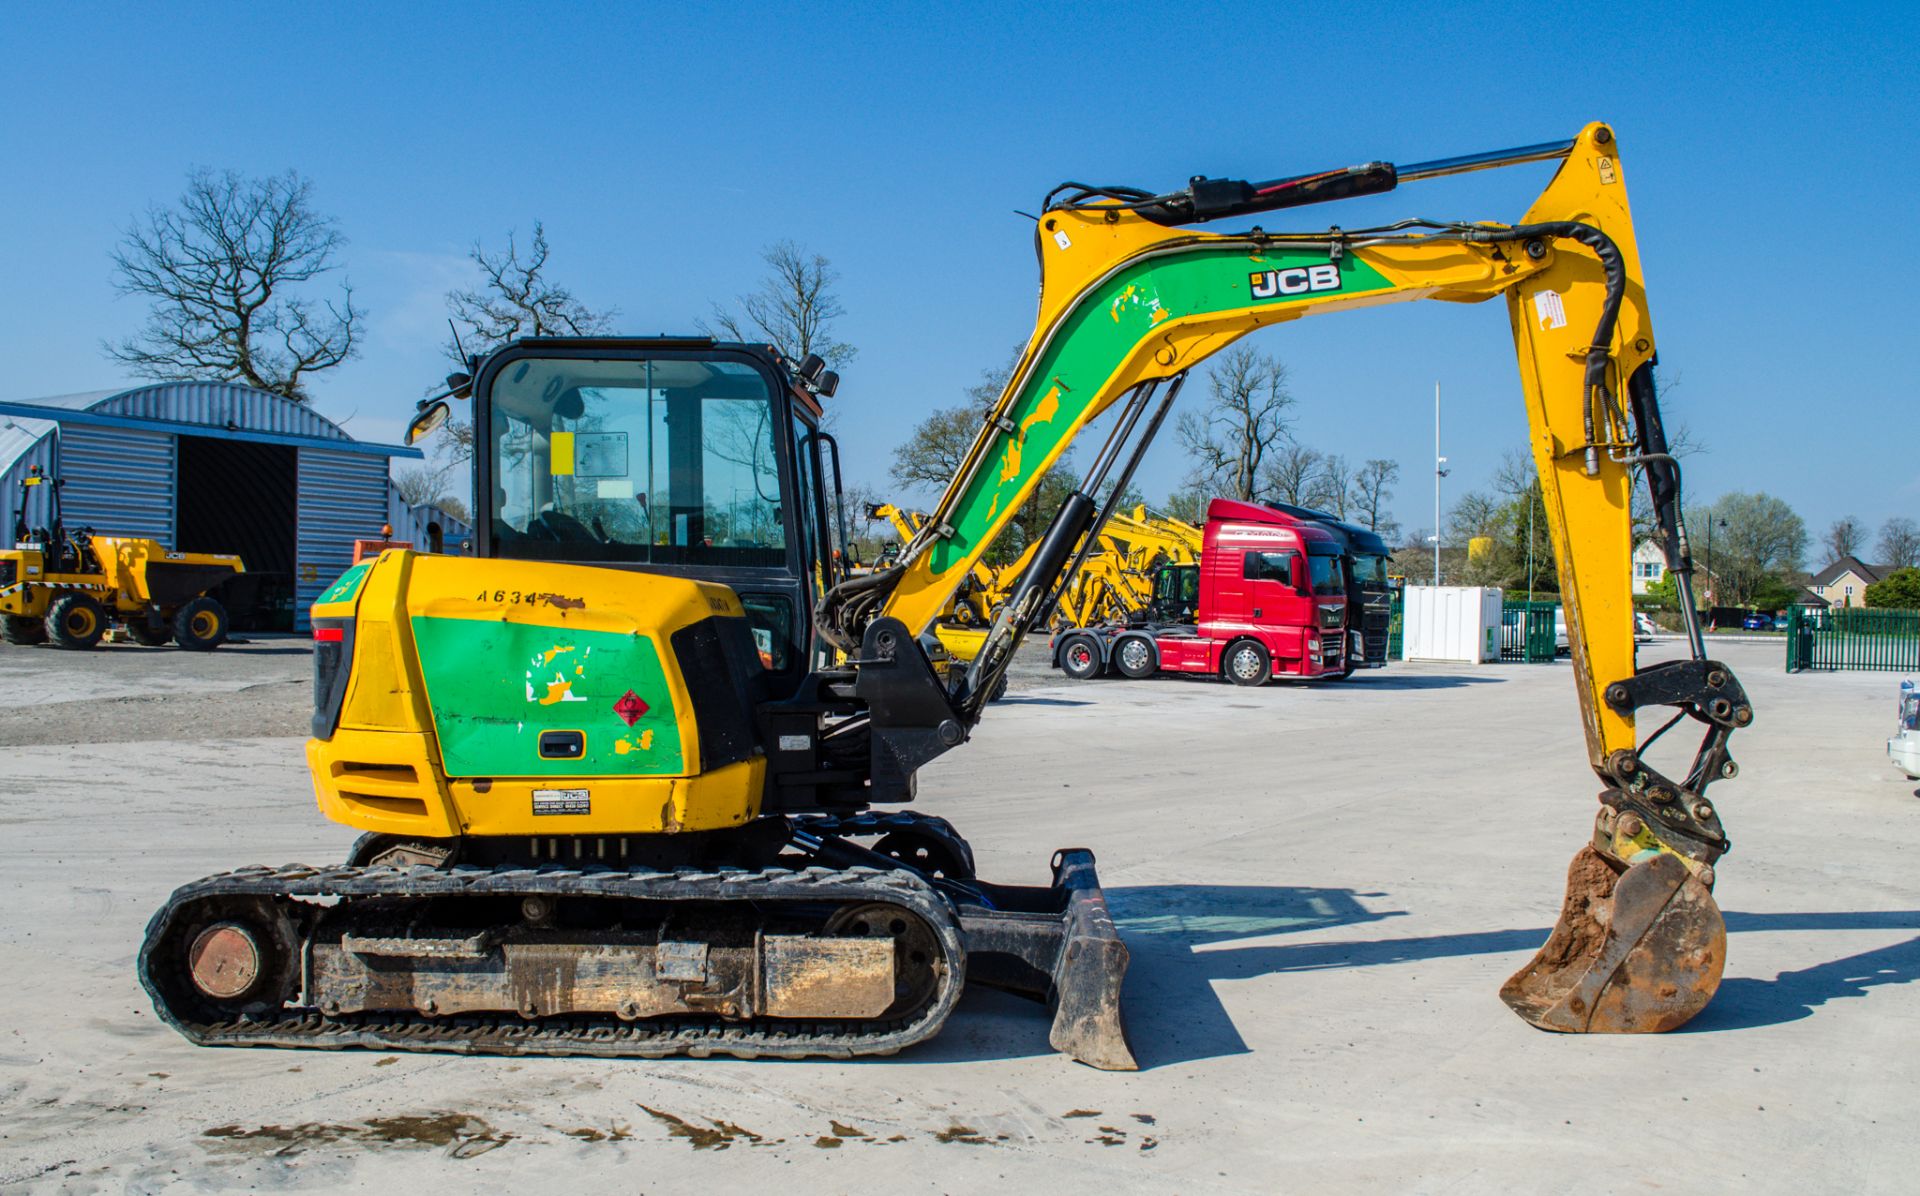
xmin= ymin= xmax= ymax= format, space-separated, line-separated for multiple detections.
xmin=1052 ymin=498 xmax=1350 ymax=684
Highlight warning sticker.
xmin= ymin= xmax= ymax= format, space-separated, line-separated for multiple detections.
xmin=532 ymin=788 xmax=590 ymax=816
xmin=1533 ymin=289 xmax=1568 ymax=331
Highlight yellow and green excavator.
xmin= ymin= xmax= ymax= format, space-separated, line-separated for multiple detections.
xmin=140 ymin=122 xmax=1743 ymax=1069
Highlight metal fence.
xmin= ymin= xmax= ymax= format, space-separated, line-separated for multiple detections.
xmin=1785 ymin=605 xmax=1920 ymax=672
xmin=1501 ymin=601 xmax=1560 ymax=663
xmin=1387 ymin=589 xmax=1404 ymax=659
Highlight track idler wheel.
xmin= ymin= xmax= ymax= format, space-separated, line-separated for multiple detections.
xmin=1500 ymin=845 xmax=1726 ymax=1033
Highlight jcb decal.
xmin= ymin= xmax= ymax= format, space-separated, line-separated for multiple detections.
xmin=1250 ymin=263 xmax=1342 ymax=300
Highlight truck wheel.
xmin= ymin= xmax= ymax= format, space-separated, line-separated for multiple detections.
xmin=46 ymin=593 xmax=107 ymax=649
xmin=126 ymin=620 xmax=172 ymax=647
xmin=173 ymin=597 xmax=230 ymax=651
xmin=1223 ymin=640 xmax=1271 ymax=687
xmin=1059 ymin=634 xmax=1103 ymax=680
xmin=1114 ymin=636 xmax=1157 ymax=679
xmin=2 ymin=615 xmax=48 ymax=646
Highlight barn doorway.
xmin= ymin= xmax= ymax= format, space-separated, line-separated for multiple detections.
xmin=176 ymin=436 xmax=297 ymax=630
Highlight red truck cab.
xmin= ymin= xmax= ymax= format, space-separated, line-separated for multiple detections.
xmin=1053 ymin=499 xmax=1348 ymax=685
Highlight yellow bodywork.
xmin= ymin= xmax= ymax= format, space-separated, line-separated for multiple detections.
xmin=308 ymin=550 xmax=766 ymax=839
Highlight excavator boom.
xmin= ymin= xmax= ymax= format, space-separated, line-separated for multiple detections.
xmin=826 ymin=121 xmax=1746 ymax=1032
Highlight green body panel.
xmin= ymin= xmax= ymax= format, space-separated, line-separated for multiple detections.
xmin=927 ymin=246 xmax=1392 ymax=574
xmin=315 ymin=563 xmax=372 ymax=607
xmin=409 ymin=615 xmax=685 ymax=777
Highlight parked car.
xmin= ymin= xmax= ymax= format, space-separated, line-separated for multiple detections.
xmin=1773 ymin=613 xmax=1791 ymax=632
xmin=1554 ymin=608 xmax=1568 ymax=655
xmin=1634 ymin=612 xmax=1659 ymax=641
xmin=1891 ymin=681 xmax=1920 ymax=780
xmin=1742 ymin=612 xmax=1772 ymax=631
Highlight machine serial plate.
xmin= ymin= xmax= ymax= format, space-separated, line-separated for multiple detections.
xmin=532 ymin=788 xmax=590 ymax=815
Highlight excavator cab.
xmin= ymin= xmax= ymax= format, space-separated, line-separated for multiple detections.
xmin=475 ymin=339 xmax=844 ymax=687
xmin=1147 ymin=562 xmax=1200 ymax=624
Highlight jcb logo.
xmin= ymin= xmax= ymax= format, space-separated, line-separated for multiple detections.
xmin=1250 ymin=263 xmax=1342 ymax=300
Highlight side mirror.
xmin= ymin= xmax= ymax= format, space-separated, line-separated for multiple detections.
xmin=406 ymin=399 xmax=450 ymax=445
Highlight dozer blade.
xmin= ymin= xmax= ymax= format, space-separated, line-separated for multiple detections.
xmin=1046 ymin=850 xmax=1136 ymax=1071
xmin=955 ymin=848 xmax=1137 ymax=1070
xmin=1500 ymin=845 xmax=1726 ymax=1033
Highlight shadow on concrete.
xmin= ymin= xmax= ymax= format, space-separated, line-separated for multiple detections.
xmin=992 ymin=696 xmax=1093 ymax=708
xmin=919 ymin=902 xmax=1920 ymax=1067
xmin=1677 ymin=909 xmax=1920 ymax=1032
xmin=911 ymin=883 xmax=1409 ymax=1069
xmin=1682 ymin=937 xmax=1920 ymax=1032
xmin=1104 ymin=884 xmax=1411 ymax=1068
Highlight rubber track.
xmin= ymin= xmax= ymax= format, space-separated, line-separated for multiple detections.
xmin=138 ymin=862 xmax=966 ymax=1061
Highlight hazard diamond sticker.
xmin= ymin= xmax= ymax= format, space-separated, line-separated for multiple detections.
xmin=613 ymin=690 xmax=649 ymax=726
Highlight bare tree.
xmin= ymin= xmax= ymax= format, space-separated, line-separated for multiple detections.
xmin=701 ymin=240 xmax=856 ymax=368
xmin=446 ymin=223 xmax=613 ymax=364
xmin=1177 ymin=347 xmax=1295 ymax=502
xmin=1163 ymin=487 xmax=1209 ymax=526
xmin=1879 ymin=516 xmax=1920 ymax=569
xmin=1349 ymin=459 xmax=1400 ymax=537
xmin=1823 ymin=515 xmax=1865 ymax=568
xmin=1310 ymin=453 xmax=1354 ymax=517
xmin=1261 ymin=442 xmax=1323 ymax=505
xmin=1446 ymin=490 xmax=1503 ymax=543
xmin=439 ymin=223 xmax=614 ymax=465
xmin=106 ymin=168 xmax=360 ymax=402
xmin=890 ymin=345 xmax=1071 ymax=564
xmin=1629 ymin=419 xmax=1706 ymax=545
xmin=891 ymin=347 xmax=1020 ymax=492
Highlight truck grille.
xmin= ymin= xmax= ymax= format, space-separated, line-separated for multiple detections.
xmin=1322 ymin=633 xmax=1344 ymax=661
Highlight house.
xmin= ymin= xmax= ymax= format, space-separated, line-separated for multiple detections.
xmin=1632 ymin=540 xmax=1667 ymax=594
xmin=1809 ymin=556 xmax=1889 ymax=608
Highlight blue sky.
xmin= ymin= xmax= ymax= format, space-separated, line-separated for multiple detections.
xmin=4 ymin=2 xmax=1914 ymax=549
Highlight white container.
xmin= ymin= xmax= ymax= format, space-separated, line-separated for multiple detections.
xmin=1402 ymin=586 xmax=1504 ymax=663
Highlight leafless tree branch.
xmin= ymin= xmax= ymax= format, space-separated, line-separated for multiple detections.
xmin=105 ymin=168 xmax=360 ymax=401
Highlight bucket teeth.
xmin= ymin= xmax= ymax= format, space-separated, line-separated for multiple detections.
xmin=1501 ymin=845 xmax=1726 ymax=1033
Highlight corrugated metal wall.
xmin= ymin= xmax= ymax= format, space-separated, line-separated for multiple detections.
xmin=57 ymin=425 xmax=175 ymax=541
xmin=387 ymin=487 xmax=476 ymax=553
xmin=297 ymin=449 xmax=391 ymax=629
xmin=0 ymin=424 xmax=57 ymax=536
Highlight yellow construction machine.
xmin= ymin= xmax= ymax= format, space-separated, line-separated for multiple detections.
xmin=2 ymin=467 xmax=242 ymax=650
xmin=141 ymin=123 xmax=1743 ymax=1070
xmin=872 ymin=499 xmax=1201 ymax=655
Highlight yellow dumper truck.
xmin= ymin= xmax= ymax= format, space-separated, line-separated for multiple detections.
xmin=1 ymin=467 xmax=243 ymax=649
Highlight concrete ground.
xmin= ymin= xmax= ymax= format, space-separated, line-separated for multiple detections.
xmin=0 ymin=635 xmax=1915 ymax=1193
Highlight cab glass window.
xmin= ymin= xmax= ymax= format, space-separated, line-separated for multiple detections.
xmin=488 ymin=356 xmax=785 ymax=565
xmin=1243 ymin=551 xmax=1297 ymax=584
xmin=1308 ymin=553 xmax=1346 ymax=596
